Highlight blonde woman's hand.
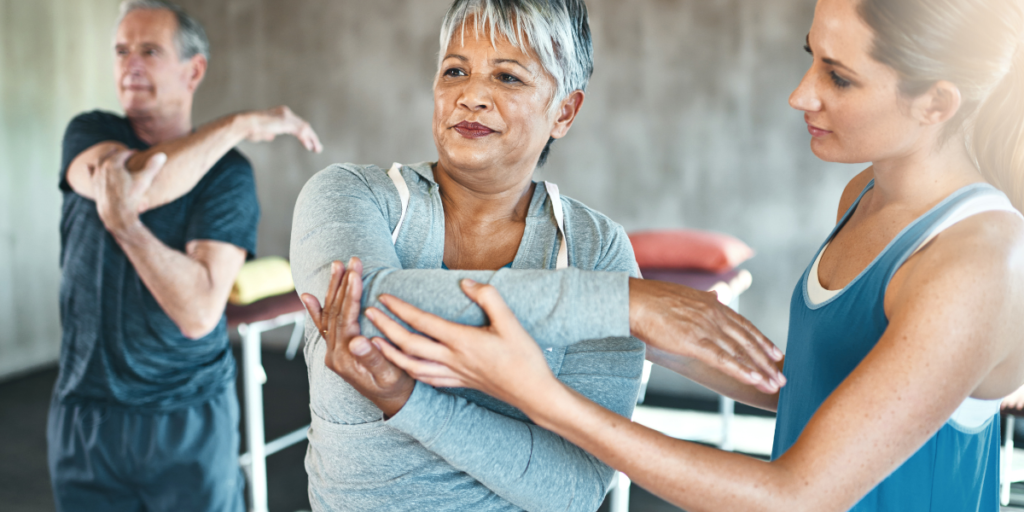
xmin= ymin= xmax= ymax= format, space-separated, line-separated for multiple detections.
xmin=368 ymin=279 xmax=557 ymax=408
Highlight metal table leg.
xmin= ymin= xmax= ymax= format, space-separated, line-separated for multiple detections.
xmin=1003 ymin=415 xmax=1015 ymax=506
xmin=239 ymin=323 xmax=269 ymax=512
xmin=608 ymin=471 xmax=631 ymax=512
xmin=717 ymin=294 xmax=741 ymax=452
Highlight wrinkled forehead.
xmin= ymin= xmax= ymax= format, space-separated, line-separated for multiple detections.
xmin=116 ymin=9 xmax=178 ymax=49
xmin=438 ymin=11 xmax=549 ymax=70
xmin=443 ymin=18 xmax=540 ymax=63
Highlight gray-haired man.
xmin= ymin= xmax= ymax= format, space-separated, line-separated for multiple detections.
xmin=47 ymin=2 xmax=322 ymax=511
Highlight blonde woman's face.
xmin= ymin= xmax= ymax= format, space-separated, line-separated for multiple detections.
xmin=789 ymin=0 xmax=930 ymax=164
xmin=432 ymin=25 xmax=559 ymax=175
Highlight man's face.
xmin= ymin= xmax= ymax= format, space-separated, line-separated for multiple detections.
xmin=114 ymin=9 xmax=204 ymax=117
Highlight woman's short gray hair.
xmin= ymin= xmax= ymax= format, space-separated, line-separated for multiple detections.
xmin=117 ymin=0 xmax=210 ymax=61
xmin=438 ymin=0 xmax=594 ymax=104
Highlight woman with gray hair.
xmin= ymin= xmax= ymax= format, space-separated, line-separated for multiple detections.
xmin=291 ymin=0 xmax=783 ymax=510
xmin=360 ymin=0 xmax=1024 ymax=510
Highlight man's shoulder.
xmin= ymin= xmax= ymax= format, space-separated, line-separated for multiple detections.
xmin=65 ymin=110 xmax=130 ymax=138
xmin=216 ymin=147 xmax=254 ymax=173
xmin=196 ymin=148 xmax=254 ymax=186
xmin=187 ymin=148 xmax=258 ymax=206
xmin=63 ymin=110 xmax=134 ymax=148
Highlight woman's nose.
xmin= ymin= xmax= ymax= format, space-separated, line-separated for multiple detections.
xmin=789 ymin=70 xmax=822 ymax=112
xmin=458 ymin=76 xmax=493 ymax=111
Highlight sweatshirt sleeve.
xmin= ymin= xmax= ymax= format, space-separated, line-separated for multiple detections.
xmin=291 ymin=165 xmax=640 ymax=510
xmin=386 ymin=224 xmax=646 ymax=512
xmin=290 ymin=164 xmax=631 ymax=347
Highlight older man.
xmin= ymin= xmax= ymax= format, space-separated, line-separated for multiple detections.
xmin=47 ymin=1 xmax=322 ymax=511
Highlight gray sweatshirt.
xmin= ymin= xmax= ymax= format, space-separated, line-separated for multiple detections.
xmin=290 ymin=162 xmax=641 ymax=512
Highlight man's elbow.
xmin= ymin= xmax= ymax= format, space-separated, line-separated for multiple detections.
xmin=177 ymin=307 xmax=225 ymax=340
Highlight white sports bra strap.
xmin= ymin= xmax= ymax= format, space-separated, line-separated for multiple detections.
xmin=387 ymin=163 xmax=411 ymax=244
xmin=544 ymin=181 xmax=569 ymax=270
xmin=911 ymin=188 xmax=1021 ymax=257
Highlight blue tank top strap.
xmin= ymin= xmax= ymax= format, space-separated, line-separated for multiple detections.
xmin=806 ymin=181 xmax=998 ymax=305
xmin=878 ymin=183 xmax=997 ymax=284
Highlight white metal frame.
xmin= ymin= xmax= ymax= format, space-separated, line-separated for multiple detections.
xmin=1001 ymin=415 xmax=1024 ymax=506
xmin=236 ymin=310 xmax=308 ymax=512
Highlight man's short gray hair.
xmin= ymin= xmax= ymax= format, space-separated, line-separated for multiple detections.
xmin=118 ymin=0 xmax=210 ymax=61
xmin=439 ymin=0 xmax=593 ymax=103
xmin=438 ymin=0 xmax=593 ymax=166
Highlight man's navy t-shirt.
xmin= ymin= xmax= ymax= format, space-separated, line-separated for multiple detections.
xmin=57 ymin=110 xmax=260 ymax=410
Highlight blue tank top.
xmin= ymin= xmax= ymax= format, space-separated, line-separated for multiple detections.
xmin=772 ymin=181 xmax=1001 ymax=512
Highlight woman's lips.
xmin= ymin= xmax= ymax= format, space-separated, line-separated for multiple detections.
xmin=453 ymin=121 xmax=496 ymax=138
xmin=805 ymin=117 xmax=832 ymax=138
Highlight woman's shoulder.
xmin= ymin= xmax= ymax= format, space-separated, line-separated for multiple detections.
xmin=557 ymin=193 xmax=627 ymax=239
xmin=302 ymin=162 xmax=432 ymax=193
xmin=929 ymin=205 xmax=1024 ymax=266
xmin=555 ymin=193 xmax=638 ymax=274
xmin=890 ymin=200 xmax=1024 ymax=321
xmin=301 ymin=163 xmax=389 ymax=191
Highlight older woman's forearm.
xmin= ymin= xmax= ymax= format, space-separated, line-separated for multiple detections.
xmin=357 ymin=266 xmax=631 ymax=348
xmin=386 ymin=381 xmax=615 ymax=512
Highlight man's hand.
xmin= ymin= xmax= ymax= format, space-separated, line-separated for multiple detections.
xmin=1002 ymin=384 xmax=1024 ymax=411
xmin=301 ymin=258 xmax=414 ymax=418
xmin=92 ymin=148 xmax=166 ymax=237
xmin=240 ymin=106 xmax=323 ymax=153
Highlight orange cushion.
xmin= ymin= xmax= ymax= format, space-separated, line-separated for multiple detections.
xmin=628 ymin=230 xmax=755 ymax=273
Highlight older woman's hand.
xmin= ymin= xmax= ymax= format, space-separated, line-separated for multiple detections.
xmin=628 ymin=278 xmax=785 ymax=394
xmin=367 ymin=280 xmax=558 ymax=408
xmin=300 ymin=258 xmax=415 ymax=418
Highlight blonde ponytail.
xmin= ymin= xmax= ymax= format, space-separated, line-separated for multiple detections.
xmin=972 ymin=46 xmax=1024 ymax=212
xmin=858 ymin=0 xmax=1024 ymax=211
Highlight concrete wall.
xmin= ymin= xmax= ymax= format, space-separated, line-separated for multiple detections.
xmin=176 ymin=0 xmax=860 ymax=396
xmin=0 ymin=0 xmax=121 ymax=380
xmin=1 ymin=0 xmax=862 ymax=387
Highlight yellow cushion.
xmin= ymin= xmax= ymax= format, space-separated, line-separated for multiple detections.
xmin=229 ymin=257 xmax=295 ymax=306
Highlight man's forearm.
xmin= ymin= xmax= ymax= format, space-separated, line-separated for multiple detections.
xmin=126 ymin=113 xmax=251 ymax=210
xmin=112 ymin=221 xmax=227 ymax=339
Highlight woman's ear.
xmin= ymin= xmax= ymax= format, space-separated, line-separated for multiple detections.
xmin=912 ymin=80 xmax=962 ymax=126
xmin=550 ymin=90 xmax=586 ymax=139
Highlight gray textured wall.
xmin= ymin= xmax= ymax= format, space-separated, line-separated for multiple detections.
xmin=178 ymin=0 xmax=861 ymax=353
xmin=0 ymin=0 xmax=122 ymax=380
xmin=1 ymin=0 xmax=862 ymax=385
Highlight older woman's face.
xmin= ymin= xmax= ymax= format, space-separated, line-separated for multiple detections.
xmin=433 ymin=27 xmax=559 ymax=173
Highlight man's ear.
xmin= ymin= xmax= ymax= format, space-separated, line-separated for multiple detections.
xmin=550 ymin=90 xmax=586 ymax=140
xmin=912 ymin=80 xmax=961 ymax=126
xmin=186 ymin=54 xmax=208 ymax=92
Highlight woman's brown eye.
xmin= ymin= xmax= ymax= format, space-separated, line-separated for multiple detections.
xmin=499 ymin=73 xmax=521 ymax=84
xmin=444 ymin=68 xmax=465 ymax=77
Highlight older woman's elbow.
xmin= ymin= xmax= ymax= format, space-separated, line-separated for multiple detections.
xmin=568 ymin=465 xmax=617 ymax=512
